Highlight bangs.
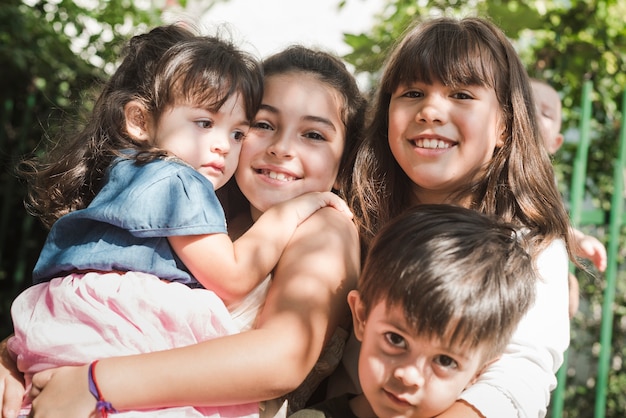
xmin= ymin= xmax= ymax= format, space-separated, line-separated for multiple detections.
xmin=385 ymin=20 xmax=499 ymax=91
xmin=154 ymin=39 xmax=262 ymax=121
xmin=173 ymin=69 xmax=235 ymax=110
xmin=396 ymin=279 xmax=502 ymax=354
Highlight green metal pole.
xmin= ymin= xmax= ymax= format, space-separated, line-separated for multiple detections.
xmin=570 ymin=80 xmax=594 ymax=227
xmin=551 ymin=80 xmax=593 ymax=418
xmin=594 ymin=89 xmax=626 ymax=418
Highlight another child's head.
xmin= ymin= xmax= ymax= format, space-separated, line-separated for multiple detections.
xmin=231 ymin=45 xmax=366 ymax=218
xmin=530 ymin=78 xmax=564 ymax=154
xmin=348 ymin=204 xmax=537 ymax=417
xmin=349 ymin=16 xmax=567 ymax=253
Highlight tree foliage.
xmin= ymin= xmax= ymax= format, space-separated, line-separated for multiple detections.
xmin=1 ymin=0 xmax=625 ymax=415
xmin=340 ymin=0 xmax=626 ymax=416
xmin=0 ymin=0 xmax=162 ymax=338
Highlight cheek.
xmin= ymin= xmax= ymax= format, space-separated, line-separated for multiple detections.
xmin=359 ymin=341 xmax=388 ymax=384
xmin=306 ymin=152 xmax=341 ymax=190
xmin=388 ymin=103 xmax=412 ymax=135
xmin=225 ymin=148 xmax=241 ymax=174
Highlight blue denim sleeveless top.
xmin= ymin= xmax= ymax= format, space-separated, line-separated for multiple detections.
xmin=32 ymin=157 xmax=227 ymax=287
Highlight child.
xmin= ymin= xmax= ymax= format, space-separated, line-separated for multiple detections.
xmin=7 ymin=26 xmax=351 ymax=417
xmin=292 ymin=204 xmax=538 ymax=418
xmin=337 ymin=16 xmax=576 ymax=417
xmin=530 ymin=77 xmax=607 ymax=318
xmin=0 ymin=45 xmax=365 ymax=418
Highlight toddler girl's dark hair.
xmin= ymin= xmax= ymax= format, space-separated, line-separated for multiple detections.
xmin=358 ymin=204 xmax=538 ymax=360
xmin=19 ymin=23 xmax=263 ymax=229
xmin=347 ymin=16 xmax=572 ymax=259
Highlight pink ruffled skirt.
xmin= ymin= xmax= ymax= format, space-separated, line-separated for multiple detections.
xmin=9 ymin=271 xmax=259 ymax=417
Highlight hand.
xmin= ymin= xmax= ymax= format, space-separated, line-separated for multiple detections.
xmin=284 ymin=191 xmax=353 ymax=224
xmin=575 ymin=233 xmax=607 ymax=272
xmin=28 ymin=365 xmax=95 ymax=418
xmin=0 ymin=338 xmax=25 ymax=418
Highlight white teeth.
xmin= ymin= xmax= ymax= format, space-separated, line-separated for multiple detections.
xmin=416 ymin=138 xmax=451 ymax=149
xmin=266 ymin=170 xmax=295 ymax=181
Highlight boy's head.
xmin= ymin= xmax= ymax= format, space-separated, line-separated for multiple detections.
xmin=531 ymin=78 xmax=564 ymax=154
xmin=348 ymin=204 xmax=537 ymax=417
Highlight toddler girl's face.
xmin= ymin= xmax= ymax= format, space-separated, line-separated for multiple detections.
xmin=387 ymin=80 xmax=505 ymax=205
xmin=153 ymin=94 xmax=249 ymax=190
xmin=235 ymin=72 xmax=346 ymax=216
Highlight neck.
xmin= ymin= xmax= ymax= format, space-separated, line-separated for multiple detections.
xmin=228 ymin=210 xmax=254 ymax=240
xmin=250 ymin=205 xmax=263 ymax=223
xmin=412 ymin=185 xmax=472 ymax=208
xmin=349 ymin=393 xmax=377 ymax=418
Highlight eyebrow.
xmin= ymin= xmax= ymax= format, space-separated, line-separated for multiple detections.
xmin=259 ymin=103 xmax=338 ymax=132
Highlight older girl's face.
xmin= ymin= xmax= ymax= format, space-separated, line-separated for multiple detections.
xmin=388 ymin=80 xmax=505 ymax=205
xmin=235 ymin=72 xmax=346 ymax=219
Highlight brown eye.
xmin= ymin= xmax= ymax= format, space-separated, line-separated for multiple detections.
xmin=384 ymin=332 xmax=406 ymax=348
xmin=434 ymin=355 xmax=458 ymax=369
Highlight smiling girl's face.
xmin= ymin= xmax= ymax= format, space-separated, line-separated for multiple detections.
xmin=235 ymin=72 xmax=346 ymax=219
xmin=387 ymin=80 xmax=505 ymax=205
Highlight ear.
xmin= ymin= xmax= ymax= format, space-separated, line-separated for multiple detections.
xmin=124 ymin=100 xmax=151 ymax=142
xmin=496 ymin=128 xmax=507 ymax=148
xmin=347 ymin=290 xmax=367 ymax=342
xmin=467 ymin=356 xmax=500 ymax=387
xmin=546 ymin=133 xmax=564 ymax=154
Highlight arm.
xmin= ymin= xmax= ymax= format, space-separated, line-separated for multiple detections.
xmin=170 ymin=191 xmax=352 ymax=305
xmin=29 ymin=208 xmax=359 ymax=415
xmin=446 ymin=239 xmax=570 ymax=418
xmin=0 ymin=337 xmax=25 ymax=418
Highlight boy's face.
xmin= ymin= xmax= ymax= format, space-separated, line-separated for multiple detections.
xmin=531 ymin=80 xmax=564 ymax=155
xmin=348 ymin=291 xmax=493 ymax=418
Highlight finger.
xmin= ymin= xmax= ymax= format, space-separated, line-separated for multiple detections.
xmin=29 ymin=370 xmax=52 ymax=400
xmin=2 ymin=381 xmax=24 ymax=418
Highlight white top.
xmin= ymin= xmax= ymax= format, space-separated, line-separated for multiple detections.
xmin=229 ymin=275 xmax=272 ymax=332
xmin=460 ymin=238 xmax=570 ymax=417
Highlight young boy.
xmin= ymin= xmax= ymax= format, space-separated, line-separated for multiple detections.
xmin=531 ymin=78 xmax=608 ymax=318
xmin=291 ymin=204 xmax=538 ymax=418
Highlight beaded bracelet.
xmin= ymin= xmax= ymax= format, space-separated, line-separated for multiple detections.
xmin=88 ymin=360 xmax=118 ymax=417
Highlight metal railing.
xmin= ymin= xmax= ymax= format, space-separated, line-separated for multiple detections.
xmin=550 ymin=83 xmax=626 ymax=417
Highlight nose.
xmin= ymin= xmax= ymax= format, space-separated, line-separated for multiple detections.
xmin=267 ymin=130 xmax=294 ymax=158
xmin=210 ymin=130 xmax=231 ymax=155
xmin=416 ymin=95 xmax=446 ymax=125
xmin=393 ymin=362 xmax=425 ymax=388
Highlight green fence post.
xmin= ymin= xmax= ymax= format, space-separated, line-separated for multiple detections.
xmin=551 ymin=79 xmax=593 ymax=418
xmin=594 ymin=89 xmax=626 ymax=418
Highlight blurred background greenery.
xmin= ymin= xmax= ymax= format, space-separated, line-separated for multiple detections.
xmin=1 ymin=0 xmax=625 ymax=416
